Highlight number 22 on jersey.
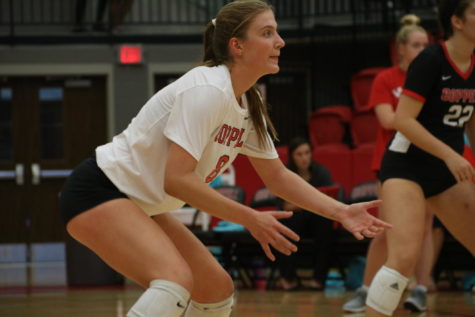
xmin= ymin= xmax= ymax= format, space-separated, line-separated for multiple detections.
xmin=443 ymin=104 xmax=474 ymax=127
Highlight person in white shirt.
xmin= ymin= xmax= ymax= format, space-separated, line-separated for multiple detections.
xmin=60 ymin=1 xmax=391 ymax=316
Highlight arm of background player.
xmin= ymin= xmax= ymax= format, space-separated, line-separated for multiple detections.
xmin=374 ymin=103 xmax=397 ymax=130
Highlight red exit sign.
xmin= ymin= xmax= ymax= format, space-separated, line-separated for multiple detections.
xmin=119 ymin=45 xmax=143 ymax=64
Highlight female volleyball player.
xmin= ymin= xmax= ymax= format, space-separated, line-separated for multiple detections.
xmin=343 ymin=14 xmax=434 ymax=313
xmin=366 ymin=0 xmax=475 ymax=316
xmin=60 ymin=1 xmax=390 ymax=316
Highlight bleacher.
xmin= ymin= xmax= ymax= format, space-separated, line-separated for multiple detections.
xmin=1 ymin=0 xmax=438 ymax=44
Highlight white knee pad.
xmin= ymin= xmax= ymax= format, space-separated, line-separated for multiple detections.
xmin=127 ymin=279 xmax=190 ymax=317
xmin=366 ymin=266 xmax=408 ymax=316
xmin=183 ymin=294 xmax=234 ymax=317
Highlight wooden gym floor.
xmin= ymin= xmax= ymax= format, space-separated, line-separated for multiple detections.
xmin=1 ymin=286 xmax=474 ymax=316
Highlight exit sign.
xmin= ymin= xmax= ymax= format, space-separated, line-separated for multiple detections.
xmin=119 ymin=45 xmax=143 ymax=64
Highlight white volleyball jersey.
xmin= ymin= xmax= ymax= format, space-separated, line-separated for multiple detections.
xmin=96 ymin=65 xmax=277 ymax=216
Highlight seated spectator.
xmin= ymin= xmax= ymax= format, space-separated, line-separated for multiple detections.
xmin=276 ymin=137 xmax=336 ymax=291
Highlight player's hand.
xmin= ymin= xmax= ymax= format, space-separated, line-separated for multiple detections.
xmin=245 ymin=211 xmax=300 ymax=261
xmin=444 ymin=153 xmax=475 ymax=183
xmin=334 ymin=200 xmax=392 ymax=240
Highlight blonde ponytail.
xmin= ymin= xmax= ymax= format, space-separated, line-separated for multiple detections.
xmin=396 ymin=14 xmax=426 ymax=45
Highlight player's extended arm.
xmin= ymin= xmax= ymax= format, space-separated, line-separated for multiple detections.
xmin=164 ymin=142 xmax=299 ymax=261
xmin=248 ymin=156 xmax=391 ymax=240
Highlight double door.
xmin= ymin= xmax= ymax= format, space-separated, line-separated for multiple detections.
xmin=0 ymin=76 xmax=107 ymax=243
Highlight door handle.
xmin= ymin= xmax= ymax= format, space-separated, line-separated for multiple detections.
xmin=16 ymin=164 xmax=24 ymax=185
xmin=31 ymin=163 xmax=72 ymax=185
xmin=31 ymin=163 xmax=40 ymax=185
xmin=0 ymin=163 xmax=24 ymax=185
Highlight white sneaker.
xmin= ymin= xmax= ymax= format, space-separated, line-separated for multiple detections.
xmin=404 ymin=285 xmax=427 ymax=312
xmin=342 ymin=287 xmax=368 ymax=313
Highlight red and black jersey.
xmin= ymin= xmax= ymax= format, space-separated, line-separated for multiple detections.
xmin=388 ymin=42 xmax=475 ymax=160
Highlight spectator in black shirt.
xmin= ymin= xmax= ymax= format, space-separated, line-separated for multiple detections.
xmin=276 ymin=137 xmax=336 ymax=291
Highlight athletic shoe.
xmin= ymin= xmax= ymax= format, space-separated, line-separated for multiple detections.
xmin=404 ymin=285 xmax=427 ymax=312
xmin=342 ymin=287 xmax=368 ymax=313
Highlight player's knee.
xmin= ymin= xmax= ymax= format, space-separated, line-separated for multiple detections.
xmin=139 ymin=261 xmax=194 ymax=291
xmin=366 ymin=266 xmax=408 ymax=316
xmin=196 ymin=268 xmax=234 ymax=302
xmin=127 ymin=279 xmax=191 ymax=317
xmin=215 ymin=269 xmax=234 ymax=294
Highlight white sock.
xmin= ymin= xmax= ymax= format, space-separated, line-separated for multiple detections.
xmin=184 ymin=295 xmax=234 ymax=317
xmin=127 ymin=279 xmax=190 ymax=317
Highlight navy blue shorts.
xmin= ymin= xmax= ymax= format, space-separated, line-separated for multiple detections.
xmin=59 ymin=156 xmax=128 ymax=224
xmin=379 ymin=151 xmax=457 ymax=198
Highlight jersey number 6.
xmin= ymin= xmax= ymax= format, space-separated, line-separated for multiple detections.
xmin=205 ymin=155 xmax=230 ymax=183
xmin=443 ymin=104 xmax=474 ymax=127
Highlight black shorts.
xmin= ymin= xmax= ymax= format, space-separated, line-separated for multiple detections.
xmin=379 ymin=151 xmax=457 ymax=198
xmin=59 ymin=156 xmax=128 ymax=224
